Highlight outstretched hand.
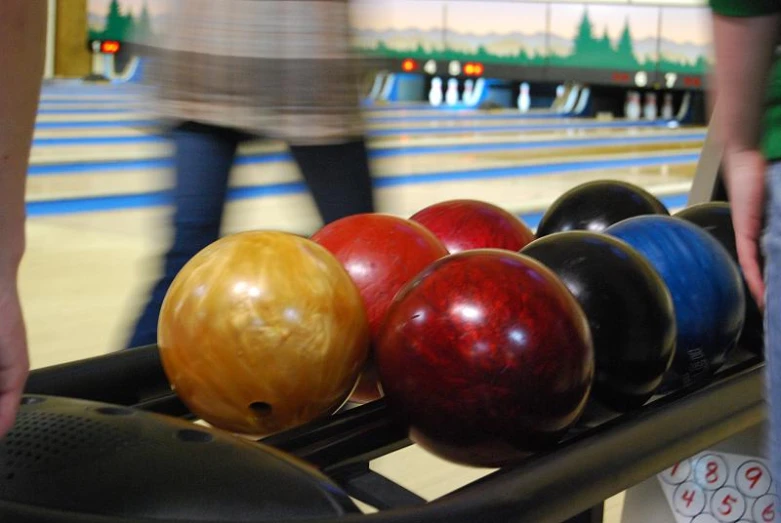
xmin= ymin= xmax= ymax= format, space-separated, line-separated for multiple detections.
xmin=0 ymin=279 xmax=28 ymax=438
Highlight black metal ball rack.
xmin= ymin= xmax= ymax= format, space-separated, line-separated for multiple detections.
xmin=18 ymin=342 xmax=765 ymax=523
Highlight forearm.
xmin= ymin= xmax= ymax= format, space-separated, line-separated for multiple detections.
xmin=0 ymin=1 xmax=47 ymax=276
xmin=711 ymin=12 xmax=780 ymax=155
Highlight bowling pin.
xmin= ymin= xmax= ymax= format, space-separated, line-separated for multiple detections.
xmin=626 ymin=91 xmax=641 ymax=121
xmin=518 ymin=82 xmax=531 ymax=113
xmin=463 ymin=79 xmax=475 ymax=106
xmin=662 ymin=93 xmax=675 ymax=120
xmin=429 ymin=77 xmax=443 ymax=107
xmin=445 ymin=78 xmax=460 ymax=106
xmin=643 ymin=92 xmax=658 ymax=121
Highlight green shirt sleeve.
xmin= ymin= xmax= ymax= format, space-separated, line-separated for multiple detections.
xmin=710 ymin=0 xmax=781 ymax=17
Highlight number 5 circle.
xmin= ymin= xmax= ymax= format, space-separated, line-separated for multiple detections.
xmin=710 ymin=486 xmax=746 ymax=522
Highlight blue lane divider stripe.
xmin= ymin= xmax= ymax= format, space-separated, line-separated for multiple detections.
xmin=28 ymin=189 xmax=692 ymax=220
xmin=367 ymin=120 xmax=674 ymax=136
xmin=372 ymin=153 xmax=698 ymax=187
xmin=37 ymin=108 xmax=137 ymax=115
xmin=36 ymin=107 xmax=568 ymax=122
xmin=26 ymin=153 xmax=696 ymax=217
xmin=36 ymin=120 xmax=159 ymax=130
xmin=34 ymin=118 xmax=674 ymax=134
xmin=32 ymin=131 xmax=705 ymax=153
xmin=29 ymin=136 xmax=704 ymax=177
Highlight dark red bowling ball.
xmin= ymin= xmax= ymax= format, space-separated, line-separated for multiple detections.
xmin=409 ymin=199 xmax=535 ymax=253
xmin=311 ymin=213 xmax=448 ymax=402
xmin=521 ymin=231 xmax=676 ymax=411
xmin=376 ymin=250 xmax=594 ymax=467
xmin=536 ymin=180 xmax=669 ymax=237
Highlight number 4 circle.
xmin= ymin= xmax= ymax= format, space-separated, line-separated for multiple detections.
xmin=673 ymin=481 xmax=706 ymax=517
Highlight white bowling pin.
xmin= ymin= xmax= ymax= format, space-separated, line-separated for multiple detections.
xmin=518 ymin=82 xmax=531 ymax=113
xmin=662 ymin=93 xmax=675 ymax=120
xmin=445 ymin=78 xmax=460 ymax=106
xmin=627 ymin=92 xmax=642 ymax=121
xmin=463 ymin=79 xmax=475 ymax=106
xmin=429 ymin=77 xmax=443 ymax=107
xmin=643 ymin=92 xmax=658 ymax=121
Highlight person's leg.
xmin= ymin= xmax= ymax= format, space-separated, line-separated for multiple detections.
xmin=288 ymin=139 xmax=375 ymax=225
xmin=125 ymin=122 xmax=241 ymax=349
xmin=763 ymin=161 xmax=781 ymax=497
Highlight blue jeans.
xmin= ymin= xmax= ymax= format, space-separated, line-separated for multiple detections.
xmin=126 ymin=122 xmax=375 ymax=348
xmin=765 ymin=161 xmax=781 ymax=499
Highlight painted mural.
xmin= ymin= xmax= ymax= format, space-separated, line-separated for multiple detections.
xmin=88 ymin=0 xmax=166 ymax=44
xmin=658 ymin=7 xmax=713 ymax=74
xmin=88 ymin=0 xmax=714 ymax=75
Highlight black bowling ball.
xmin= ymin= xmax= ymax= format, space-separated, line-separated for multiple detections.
xmin=537 ymin=180 xmax=669 ymax=237
xmin=522 ymin=231 xmax=676 ymax=411
xmin=0 ymin=395 xmax=358 ymax=522
xmin=675 ymin=201 xmax=764 ymax=356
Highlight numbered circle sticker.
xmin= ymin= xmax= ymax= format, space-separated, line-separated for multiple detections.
xmin=753 ymin=494 xmax=779 ymax=522
xmin=674 ymin=481 xmax=707 ymax=517
xmin=695 ymin=454 xmax=729 ymax=490
xmin=661 ymin=460 xmax=692 ymax=485
xmin=710 ymin=486 xmax=747 ymax=522
xmin=692 ymin=514 xmax=720 ymax=523
xmin=736 ymin=461 xmax=771 ymax=498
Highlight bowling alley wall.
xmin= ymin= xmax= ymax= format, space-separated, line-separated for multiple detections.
xmin=86 ymin=0 xmax=712 ymax=82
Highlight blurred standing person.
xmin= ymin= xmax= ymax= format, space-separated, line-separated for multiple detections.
xmin=126 ymin=0 xmax=375 ymax=349
xmin=0 ymin=1 xmax=46 ymax=437
xmin=709 ymin=0 xmax=780 ymax=497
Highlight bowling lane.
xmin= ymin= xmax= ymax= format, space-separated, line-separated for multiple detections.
xmin=27 ymin=163 xmax=695 ymax=239
xmin=30 ymin=126 xmax=706 ymax=164
xmin=26 ymin=141 xmax=701 ymax=202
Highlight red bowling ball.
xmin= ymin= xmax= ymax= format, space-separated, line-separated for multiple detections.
xmin=410 ymin=199 xmax=535 ymax=253
xmin=376 ymin=250 xmax=594 ymax=467
xmin=311 ymin=213 xmax=449 ymax=402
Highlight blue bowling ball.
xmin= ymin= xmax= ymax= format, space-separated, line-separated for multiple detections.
xmin=605 ymin=215 xmax=745 ymax=383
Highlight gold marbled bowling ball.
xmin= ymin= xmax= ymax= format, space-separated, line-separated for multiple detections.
xmin=157 ymin=231 xmax=370 ymax=435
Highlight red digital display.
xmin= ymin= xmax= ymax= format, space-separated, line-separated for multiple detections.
xmin=401 ymin=58 xmax=417 ymax=72
xmin=101 ymin=40 xmax=121 ymax=54
xmin=464 ymin=63 xmax=484 ymax=76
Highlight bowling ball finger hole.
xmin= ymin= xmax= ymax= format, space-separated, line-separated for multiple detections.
xmin=249 ymin=402 xmax=272 ymax=416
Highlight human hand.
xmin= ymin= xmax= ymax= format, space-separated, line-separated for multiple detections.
xmin=0 ymin=278 xmax=28 ymax=438
xmin=723 ymin=148 xmax=767 ymax=309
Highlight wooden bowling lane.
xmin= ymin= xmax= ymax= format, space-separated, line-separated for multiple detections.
xmin=29 ymin=126 xmax=706 ymax=165
xmin=25 ymin=136 xmax=701 ymax=203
